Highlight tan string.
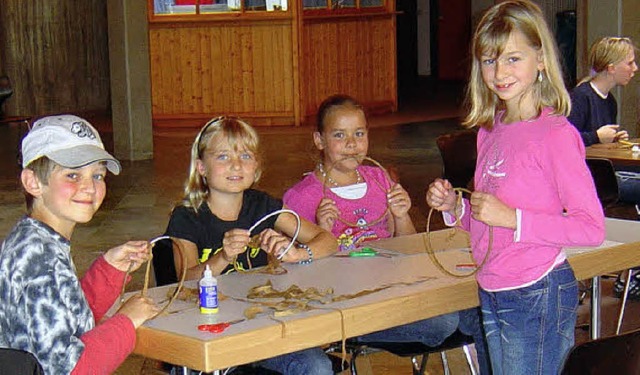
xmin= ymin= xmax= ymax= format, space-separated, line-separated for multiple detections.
xmin=120 ymin=236 xmax=189 ymax=319
xmin=423 ymin=187 xmax=492 ymax=278
xmin=321 ymin=156 xmax=393 ymax=228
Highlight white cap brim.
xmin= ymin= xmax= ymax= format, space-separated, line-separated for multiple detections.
xmin=47 ymin=144 xmax=121 ymax=175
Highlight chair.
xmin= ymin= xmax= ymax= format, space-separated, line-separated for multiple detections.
xmin=585 ymin=158 xmax=639 ymax=334
xmin=0 ymin=348 xmax=44 ymax=375
xmin=327 ymin=330 xmax=477 ymax=375
xmin=151 ymin=237 xmax=178 ymax=287
xmin=560 ymin=328 xmax=640 ymax=375
xmin=435 ymin=129 xmax=478 ymax=190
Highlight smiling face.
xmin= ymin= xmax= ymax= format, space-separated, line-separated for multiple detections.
xmin=197 ymin=134 xmax=258 ymax=196
xmin=611 ymin=50 xmax=638 ymax=86
xmin=27 ymin=162 xmax=107 ymax=238
xmin=480 ymin=30 xmax=544 ymax=119
xmin=313 ymin=106 xmax=369 ymax=173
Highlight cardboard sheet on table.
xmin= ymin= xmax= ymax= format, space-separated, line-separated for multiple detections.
xmin=109 ymin=248 xmax=474 ymax=338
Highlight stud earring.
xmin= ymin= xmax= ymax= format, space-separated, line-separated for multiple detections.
xmin=537 ymin=70 xmax=544 ymax=82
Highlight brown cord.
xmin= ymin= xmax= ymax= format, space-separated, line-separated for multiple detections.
xmin=120 ymin=236 xmax=189 ymax=319
xmin=423 ymin=188 xmax=493 ymax=278
xmin=321 ymin=156 xmax=393 ymax=228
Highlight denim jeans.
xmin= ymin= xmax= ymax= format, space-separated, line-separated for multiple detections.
xmin=479 ymin=260 xmax=578 ymax=375
xmin=616 ymin=171 xmax=640 ymax=205
xmin=257 ymin=347 xmax=333 ymax=375
xmin=356 ymin=308 xmax=491 ymax=375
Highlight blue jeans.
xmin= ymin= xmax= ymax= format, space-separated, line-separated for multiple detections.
xmin=479 ymin=261 xmax=578 ymax=375
xmin=356 ymin=309 xmax=491 ymax=375
xmin=257 ymin=347 xmax=333 ymax=375
xmin=616 ymin=171 xmax=640 ymax=205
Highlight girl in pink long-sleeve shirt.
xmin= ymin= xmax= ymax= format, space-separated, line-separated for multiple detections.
xmin=426 ymin=1 xmax=605 ymax=374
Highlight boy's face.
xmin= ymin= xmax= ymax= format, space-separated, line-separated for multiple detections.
xmin=32 ymin=162 xmax=107 ymax=234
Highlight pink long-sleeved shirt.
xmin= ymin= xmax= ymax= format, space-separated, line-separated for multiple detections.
xmin=454 ymin=108 xmax=605 ymax=291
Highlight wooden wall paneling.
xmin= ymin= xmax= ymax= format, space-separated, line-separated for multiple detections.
xmin=241 ymin=25 xmax=254 ymax=113
xmin=220 ymin=26 xmax=234 ymax=114
xmin=300 ymin=15 xmax=396 ymax=118
xmin=148 ymin=20 xmax=296 ymax=126
xmin=252 ymin=27 xmax=267 ymax=113
xmin=1 ymin=0 xmax=110 ymax=117
xmin=200 ymin=27 xmax=214 ymax=114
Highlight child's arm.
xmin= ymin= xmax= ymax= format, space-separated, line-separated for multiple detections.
xmin=268 ymin=205 xmax=338 ymax=262
xmin=72 ymin=314 xmax=136 ymax=375
xmin=387 ymin=183 xmax=416 ymax=236
xmin=516 ymin=125 xmax=605 ymax=246
xmin=81 ymin=241 xmax=152 ymax=321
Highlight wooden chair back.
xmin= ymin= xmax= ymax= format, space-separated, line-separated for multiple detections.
xmin=561 ymin=329 xmax=640 ymax=375
xmin=585 ymin=157 xmax=619 ymax=208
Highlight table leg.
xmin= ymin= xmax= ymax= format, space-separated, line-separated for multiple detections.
xmin=590 ymin=276 xmax=600 ymax=340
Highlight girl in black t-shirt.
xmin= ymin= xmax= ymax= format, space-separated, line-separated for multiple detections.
xmin=165 ymin=116 xmax=337 ymax=279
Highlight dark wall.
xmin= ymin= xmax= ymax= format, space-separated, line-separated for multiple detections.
xmin=396 ymin=0 xmax=418 ymax=99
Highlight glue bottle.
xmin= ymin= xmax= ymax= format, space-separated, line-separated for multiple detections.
xmin=199 ymin=264 xmax=218 ymax=314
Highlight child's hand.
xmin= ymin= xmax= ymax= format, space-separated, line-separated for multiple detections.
xmin=469 ymin=192 xmax=516 ymax=229
xmin=117 ymin=294 xmax=160 ymax=329
xmin=387 ymin=183 xmax=412 ymax=218
xmin=221 ymin=229 xmax=251 ymax=261
xmin=256 ymin=229 xmax=292 ymax=258
xmin=316 ymin=198 xmax=339 ymax=231
xmin=104 ymin=241 xmax=151 ymax=273
xmin=426 ymin=179 xmax=457 ymax=212
xmin=278 ymin=244 xmax=309 ymax=263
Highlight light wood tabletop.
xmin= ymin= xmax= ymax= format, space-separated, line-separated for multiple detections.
xmin=586 ymin=139 xmax=640 ymax=167
xmin=126 ymin=218 xmax=640 ymax=372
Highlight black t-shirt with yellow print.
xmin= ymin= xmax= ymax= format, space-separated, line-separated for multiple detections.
xmin=165 ymin=189 xmax=283 ymax=274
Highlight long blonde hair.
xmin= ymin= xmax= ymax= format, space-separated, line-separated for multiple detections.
xmin=464 ymin=0 xmax=570 ymax=129
xmin=180 ymin=116 xmax=262 ymax=212
xmin=577 ymin=37 xmax=637 ymax=85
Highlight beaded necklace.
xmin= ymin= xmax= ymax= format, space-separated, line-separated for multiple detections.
xmin=317 ymin=163 xmax=363 ymax=187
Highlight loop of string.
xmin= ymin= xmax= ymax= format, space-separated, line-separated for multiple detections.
xmin=120 ymin=235 xmax=188 ymax=319
xmin=423 ymin=187 xmax=493 ymax=278
xmin=248 ymin=209 xmax=300 ymax=261
xmin=321 ymin=156 xmax=394 ymax=228
xmin=229 ymin=209 xmax=302 ymax=273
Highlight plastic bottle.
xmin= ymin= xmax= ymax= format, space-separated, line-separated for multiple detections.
xmin=199 ymin=264 xmax=218 ymax=314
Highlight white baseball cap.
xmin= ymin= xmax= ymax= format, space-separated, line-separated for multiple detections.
xmin=21 ymin=115 xmax=121 ymax=175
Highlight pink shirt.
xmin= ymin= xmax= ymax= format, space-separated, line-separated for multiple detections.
xmin=457 ymin=108 xmax=605 ymax=290
xmin=284 ymin=166 xmax=392 ymax=251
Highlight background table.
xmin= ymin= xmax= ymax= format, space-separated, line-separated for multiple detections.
xmin=126 ymin=218 xmax=640 ymax=372
xmin=586 ymin=139 xmax=640 ymax=167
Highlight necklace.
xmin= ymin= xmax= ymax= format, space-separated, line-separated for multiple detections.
xmin=317 ymin=163 xmax=362 ymax=187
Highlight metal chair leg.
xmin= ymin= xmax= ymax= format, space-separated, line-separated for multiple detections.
xmin=461 ymin=344 xmax=478 ymax=375
xmin=616 ymin=269 xmax=634 ymax=335
xmin=410 ymin=353 xmax=429 ymax=375
xmin=440 ymin=351 xmax=451 ymax=375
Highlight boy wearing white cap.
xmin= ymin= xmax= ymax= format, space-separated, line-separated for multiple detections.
xmin=0 ymin=115 xmax=159 ymax=374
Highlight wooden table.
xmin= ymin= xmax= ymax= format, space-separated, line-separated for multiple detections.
xmin=128 ymin=218 xmax=640 ymax=373
xmin=586 ymin=138 xmax=640 ymax=167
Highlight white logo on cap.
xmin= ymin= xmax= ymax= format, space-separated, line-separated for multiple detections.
xmin=70 ymin=121 xmax=97 ymax=140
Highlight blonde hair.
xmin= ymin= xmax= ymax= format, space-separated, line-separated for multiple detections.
xmin=23 ymin=157 xmax=56 ymax=213
xmin=180 ymin=116 xmax=262 ymax=212
xmin=578 ymin=37 xmax=637 ymax=84
xmin=464 ymin=0 xmax=570 ymax=129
